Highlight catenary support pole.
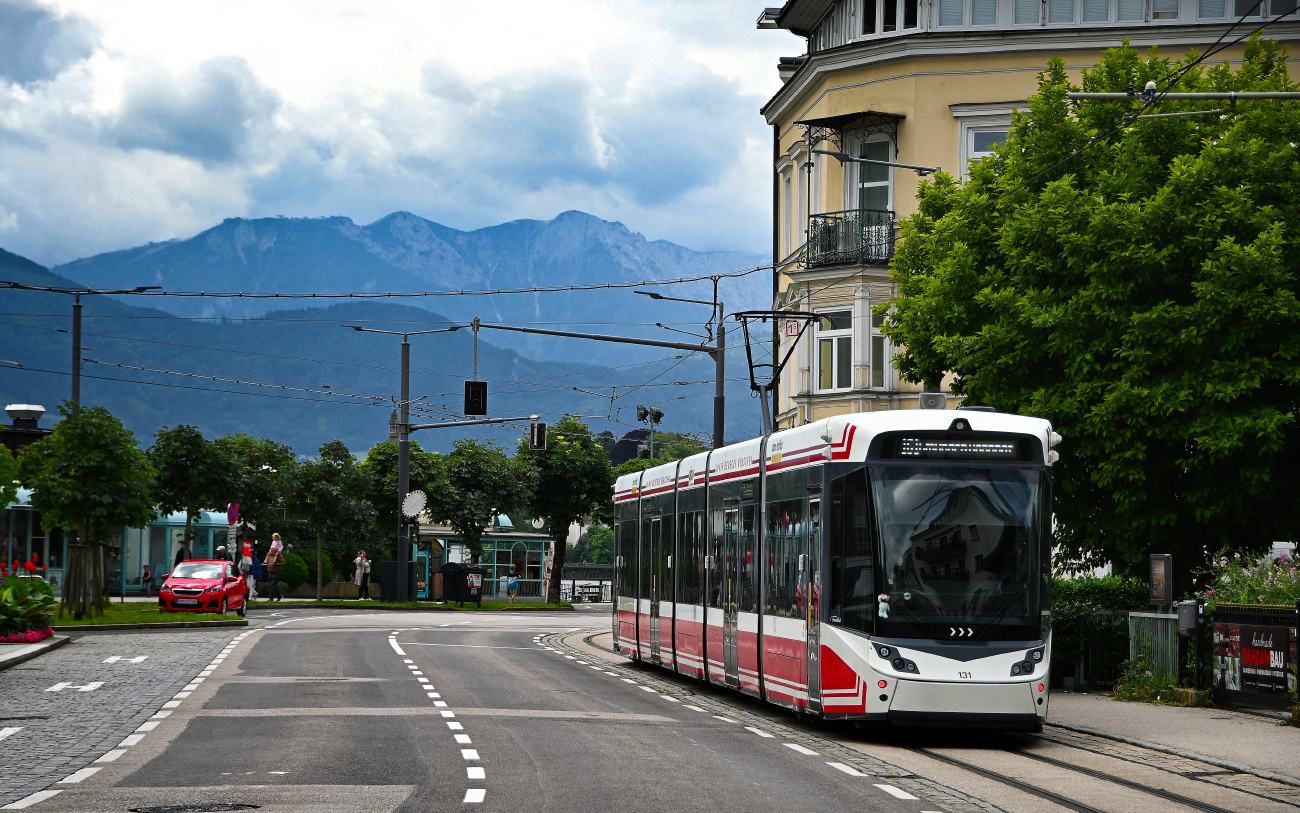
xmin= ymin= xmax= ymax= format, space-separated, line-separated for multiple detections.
xmin=71 ymin=294 xmax=82 ymax=408
xmin=397 ymin=338 xmax=411 ymax=603
xmin=714 ymin=280 xmax=726 ymax=449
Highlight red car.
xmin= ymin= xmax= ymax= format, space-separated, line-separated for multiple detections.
xmin=159 ymin=559 xmax=248 ymax=616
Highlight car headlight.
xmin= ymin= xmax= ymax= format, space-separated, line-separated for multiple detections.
xmin=204 ymin=585 xmax=222 ymax=594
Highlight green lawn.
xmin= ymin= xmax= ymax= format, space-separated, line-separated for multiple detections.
xmin=53 ymin=604 xmax=241 ymax=626
xmin=246 ymin=599 xmax=572 ymax=611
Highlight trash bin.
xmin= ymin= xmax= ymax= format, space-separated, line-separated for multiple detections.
xmin=439 ymin=561 xmax=486 ymax=606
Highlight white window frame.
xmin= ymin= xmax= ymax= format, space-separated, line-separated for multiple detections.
xmin=869 ymin=309 xmax=892 ymax=390
xmin=815 ymin=308 xmax=854 ymax=393
xmin=951 ymin=102 xmax=1021 ymax=178
xmin=844 ymin=134 xmax=894 ymax=213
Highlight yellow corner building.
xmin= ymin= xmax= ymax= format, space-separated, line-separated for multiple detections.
xmin=757 ymin=0 xmax=1297 ymax=428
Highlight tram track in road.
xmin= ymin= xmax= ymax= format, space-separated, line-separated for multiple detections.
xmin=570 ymin=626 xmax=1299 ymax=813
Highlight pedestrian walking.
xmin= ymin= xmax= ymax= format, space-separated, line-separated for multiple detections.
xmin=353 ymin=550 xmax=371 ymax=600
xmin=507 ymin=567 xmax=520 ymax=603
xmin=246 ymin=544 xmax=262 ymax=600
xmin=141 ymin=565 xmax=154 ymax=597
xmin=240 ymin=540 xmax=256 ymax=598
xmin=173 ymin=542 xmax=189 ymax=570
xmin=263 ymin=533 xmax=285 ymax=602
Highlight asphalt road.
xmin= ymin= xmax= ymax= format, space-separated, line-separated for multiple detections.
xmin=8 ymin=606 xmax=1297 ymax=813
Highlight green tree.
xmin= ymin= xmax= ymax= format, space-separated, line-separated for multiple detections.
xmin=433 ymin=439 xmax=536 ymax=565
xmin=0 ymin=445 xmax=18 ymax=512
xmin=18 ymin=404 xmax=154 ymax=618
xmin=149 ymin=425 xmax=240 ymax=551
xmin=882 ymin=39 xmax=1300 ymax=591
xmin=290 ymin=440 xmax=374 ymax=600
xmin=357 ymin=440 xmax=443 ymax=563
xmin=518 ymin=416 xmax=612 ymax=603
xmin=568 ymin=523 xmax=613 ymax=564
xmin=213 ymin=433 xmax=297 ymax=530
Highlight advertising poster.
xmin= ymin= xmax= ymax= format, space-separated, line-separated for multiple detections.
xmin=1216 ymin=623 xmax=1292 ymax=695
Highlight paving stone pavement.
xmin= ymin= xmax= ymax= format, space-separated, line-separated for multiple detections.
xmin=0 ymin=626 xmax=253 ymax=806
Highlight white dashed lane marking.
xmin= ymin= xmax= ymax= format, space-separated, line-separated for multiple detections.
xmin=874 ymin=784 xmax=918 ymax=800
xmin=0 ymin=789 xmax=62 ymax=809
xmin=785 ymin=743 xmax=819 ymax=755
xmin=827 ymin=762 xmax=867 ymax=776
xmin=467 ymin=767 xmax=486 ymax=779
xmin=461 ymin=749 xmax=480 ymax=760
xmin=464 ymin=789 xmax=486 ymax=803
xmin=0 ymin=727 xmax=21 ymax=743
xmin=745 ymin=726 xmax=774 ymax=738
xmin=56 ymin=766 xmax=101 ymax=784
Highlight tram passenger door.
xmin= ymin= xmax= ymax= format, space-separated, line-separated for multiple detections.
xmin=723 ymin=508 xmax=740 ymax=687
xmin=805 ymin=498 xmax=822 ymax=710
xmin=649 ymin=517 xmax=662 ymax=663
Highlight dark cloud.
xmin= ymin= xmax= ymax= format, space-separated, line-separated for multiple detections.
xmin=112 ymin=56 xmax=280 ymax=165
xmin=0 ymin=0 xmax=95 ymax=85
xmin=419 ymin=62 xmax=751 ymax=206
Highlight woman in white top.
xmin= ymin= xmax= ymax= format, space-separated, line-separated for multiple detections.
xmin=354 ymin=551 xmax=371 ymax=600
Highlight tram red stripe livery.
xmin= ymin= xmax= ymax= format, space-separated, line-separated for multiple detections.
xmin=611 ymin=411 xmax=1058 ymax=729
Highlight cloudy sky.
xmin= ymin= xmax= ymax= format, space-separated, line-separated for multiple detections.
xmin=0 ymin=1 xmax=800 ymax=267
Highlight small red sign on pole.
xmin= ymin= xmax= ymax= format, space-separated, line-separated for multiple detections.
xmin=227 ymin=503 xmax=239 ymax=525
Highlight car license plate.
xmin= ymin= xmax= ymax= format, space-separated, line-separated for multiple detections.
xmin=176 ymin=598 xmax=198 ymax=605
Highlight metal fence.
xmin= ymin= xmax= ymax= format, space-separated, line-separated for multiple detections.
xmin=1128 ymin=612 xmax=1181 ymax=678
xmin=806 ymin=208 xmax=895 ymax=268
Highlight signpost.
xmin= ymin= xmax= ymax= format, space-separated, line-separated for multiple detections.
xmin=1149 ymin=554 xmax=1173 ymax=607
xmin=226 ymin=503 xmax=239 ymax=554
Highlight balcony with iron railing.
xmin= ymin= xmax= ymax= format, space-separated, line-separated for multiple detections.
xmin=805 ymin=208 xmax=895 ymax=269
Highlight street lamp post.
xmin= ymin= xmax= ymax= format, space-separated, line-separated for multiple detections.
xmin=344 ymin=324 xmax=460 ymax=602
xmin=0 ymin=281 xmax=161 ymax=407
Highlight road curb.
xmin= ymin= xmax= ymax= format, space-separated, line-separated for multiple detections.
xmin=0 ymin=634 xmax=69 ymax=671
xmin=1045 ymin=720 xmax=1300 ymax=788
xmin=53 ymin=619 xmax=249 ymax=633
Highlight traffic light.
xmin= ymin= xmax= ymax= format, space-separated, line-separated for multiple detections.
xmin=637 ymin=444 xmax=651 ymax=459
xmin=464 ymin=380 xmax=488 ymax=415
xmin=529 ymin=421 xmax=547 ymax=451
xmin=636 ymin=405 xmax=663 ymax=425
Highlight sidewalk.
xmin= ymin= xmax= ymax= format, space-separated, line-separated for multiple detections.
xmin=1048 ymin=690 xmax=1300 ymax=781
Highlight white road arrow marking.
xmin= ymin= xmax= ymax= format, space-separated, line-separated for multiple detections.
xmin=45 ymin=682 xmax=104 ymax=693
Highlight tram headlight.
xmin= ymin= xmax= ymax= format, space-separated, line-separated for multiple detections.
xmin=1022 ymin=661 xmax=1035 ymax=673
xmin=892 ymin=657 xmax=905 ymax=670
xmin=877 ymin=646 xmax=892 ymax=658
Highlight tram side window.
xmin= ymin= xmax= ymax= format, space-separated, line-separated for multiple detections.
xmin=640 ymin=518 xmax=653 ymax=599
xmin=766 ymin=499 xmax=803 ymax=617
xmin=708 ymin=509 xmax=724 ymax=609
xmin=739 ymin=505 xmax=757 ymax=613
xmin=830 ymin=469 xmax=874 ymax=632
xmin=617 ymin=520 xmax=637 ymax=599
xmin=678 ymin=511 xmax=701 ymax=606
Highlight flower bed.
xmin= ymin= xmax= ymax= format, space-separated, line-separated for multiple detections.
xmin=0 ymin=572 xmax=58 ymax=638
xmin=1198 ymin=551 xmax=1300 ymax=608
xmin=0 ymin=627 xmax=53 ymax=644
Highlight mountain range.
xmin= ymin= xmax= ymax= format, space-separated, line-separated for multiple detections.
xmin=1 ymin=211 xmax=768 ymax=455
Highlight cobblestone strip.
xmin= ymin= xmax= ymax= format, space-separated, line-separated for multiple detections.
xmin=545 ymin=630 xmax=1004 ymax=813
xmin=1038 ymin=726 xmax=1300 ymax=808
xmin=0 ymin=626 xmax=252 ymax=806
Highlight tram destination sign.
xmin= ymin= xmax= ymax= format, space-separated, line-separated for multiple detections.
xmin=877 ymin=433 xmax=1033 ymax=461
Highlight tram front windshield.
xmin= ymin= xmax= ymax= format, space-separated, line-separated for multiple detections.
xmin=872 ymin=465 xmax=1044 ymax=640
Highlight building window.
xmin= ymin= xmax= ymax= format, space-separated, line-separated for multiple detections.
xmin=1048 ymin=0 xmax=1075 ymax=21
xmin=1084 ymin=0 xmax=1110 ymax=21
xmin=857 ymin=138 xmax=892 ymax=211
xmin=972 ymin=0 xmax=998 ymax=24
xmin=952 ymin=104 xmax=1020 ymax=178
xmin=1117 ymin=0 xmax=1143 ymax=20
xmin=1014 ymin=0 xmax=1039 ymax=23
xmin=870 ymin=312 xmax=890 ymax=389
xmin=817 ymin=310 xmax=853 ymax=392
xmin=969 ymin=128 xmax=1008 ymax=165
xmin=864 ymin=0 xmax=878 ymax=32
xmin=1152 ymin=0 xmax=1180 ymax=16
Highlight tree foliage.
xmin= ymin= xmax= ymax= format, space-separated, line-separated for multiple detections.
xmin=357 ymin=440 xmax=443 ymax=563
xmin=149 ymin=425 xmax=240 ymax=549
xmin=518 ymin=416 xmax=612 ymax=602
xmin=19 ymin=404 xmax=155 ymax=544
xmin=568 ymin=524 xmax=613 ymax=564
xmin=213 ymin=433 xmax=297 ymax=529
xmin=882 ymin=39 xmax=1300 ymax=589
xmin=18 ymin=404 xmax=155 ymax=619
xmin=0 ymin=444 xmax=18 ymax=511
xmin=290 ymin=440 xmax=373 ymax=599
xmin=433 ymin=438 xmax=536 ymax=565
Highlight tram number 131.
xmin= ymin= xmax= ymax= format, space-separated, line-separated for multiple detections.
xmin=956 ymin=671 xmax=973 ymax=679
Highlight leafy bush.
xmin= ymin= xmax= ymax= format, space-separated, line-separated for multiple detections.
xmin=1050 ymin=575 xmax=1149 ymax=688
xmin=0 ymin=574 xmax=58 ymax=635
xmin=1112 ymin=656 xmax=1180 ymax=704
xmin=280 ymin=551 xmax=308 ymax=590
xmin=304 ymin=550 xmax=334 ymax=587
xmin=1197 ymin=551 xmax=1300 ymax=608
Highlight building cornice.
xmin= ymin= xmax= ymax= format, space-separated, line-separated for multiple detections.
xmin=761 ymin=21 xmax=1300 ymax=127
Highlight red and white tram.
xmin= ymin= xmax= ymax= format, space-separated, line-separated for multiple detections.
xmin=612 ymin=408 xmax=1058 ymax=728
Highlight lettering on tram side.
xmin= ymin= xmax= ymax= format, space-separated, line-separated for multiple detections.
xmin=957 ymin=671 xmax=973 ymax=679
